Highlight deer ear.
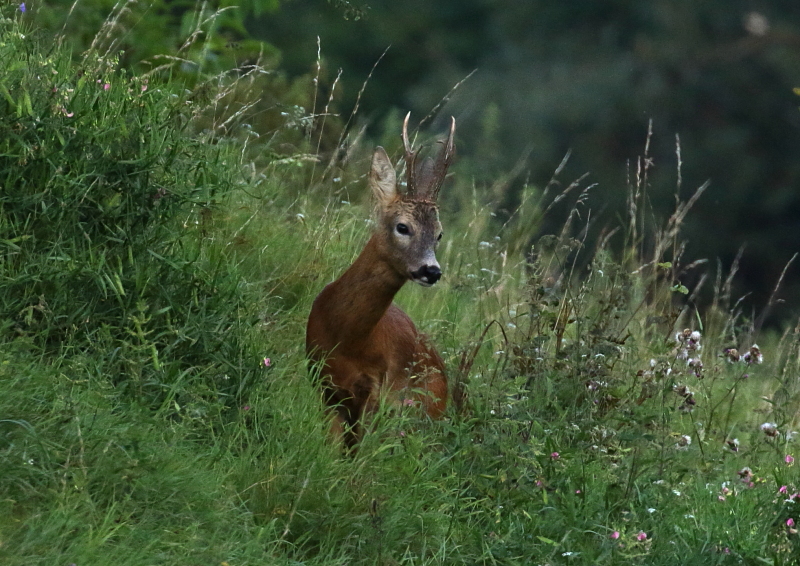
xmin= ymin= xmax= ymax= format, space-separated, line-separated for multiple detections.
xmin=369 ymin=147 xmax=397 ymax=206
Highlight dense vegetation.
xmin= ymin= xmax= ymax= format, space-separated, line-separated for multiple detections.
xmin=2 ymin=6 xmax=800 ymax=566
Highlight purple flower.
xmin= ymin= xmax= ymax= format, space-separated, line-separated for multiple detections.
xmin=637 ymin=531 xmax=648 ymax=541
xmin=786 ymin=454 xmax=795 ymax=465
xmin=19 ymin=3 xmax=26 ymax=13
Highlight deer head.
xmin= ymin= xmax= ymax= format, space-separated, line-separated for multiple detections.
xmin=369 ymin=113 xmax=456 ymax=287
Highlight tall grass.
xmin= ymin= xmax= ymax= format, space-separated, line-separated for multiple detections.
xmin=2 ymin=11 xmax=800 ymax=566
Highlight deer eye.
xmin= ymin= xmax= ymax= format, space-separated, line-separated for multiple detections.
xmin=396 ymin=223 xmax=410 ymax=235
xmin=437 ymin=232 xmax=443 ymax=241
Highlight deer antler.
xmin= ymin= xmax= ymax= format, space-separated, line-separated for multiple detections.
xmin=400 ymin=112 xmax=456 ymax=200
xmin=429 ymin=116 xmax=456 ymax=200
xmin=401 ymin=112 xmax=420 ymax=196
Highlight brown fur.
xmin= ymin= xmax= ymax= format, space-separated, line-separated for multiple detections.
xmin=306 ymin=117 xmax=454 ymax=447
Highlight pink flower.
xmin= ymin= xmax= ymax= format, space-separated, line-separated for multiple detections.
xmin=780 ymin=485 xmax=789 ymax=494
xmin=403 ymin=398 xmax=416 ymax=407
xmin=262 ymin=357 xmax=271 ymax=368
xmin=536 ymin=480 xmax=543 ymax=487
xmin=610 ymin=531 xmax=620 ymax=540
xmin=103 ymin=83 xmax=110 ymax=91
xmin=575 ymin=489 xmax=581 ymax=494
xmin=786 ymin=455 xmax=795 ymax=465
xmin=788 ymin=518 xmax=796 ymax=528
xmin=718 ymin=495 xmax=726 ymax=501
xmin=723 ymin=547 xmax=731 ymax=554
xmin=243 ymin=405 xmax=250 ymax=411
xmin=637 ymin=531 xmax=648 ymax=541
xmin=550 ymin=452 xmax=560 ymax=460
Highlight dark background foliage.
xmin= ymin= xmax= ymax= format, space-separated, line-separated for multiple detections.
xmin=33 ymin=0 xmax=800 ymax=324
xmin=253 ymin=0 xmax=800 ymax=323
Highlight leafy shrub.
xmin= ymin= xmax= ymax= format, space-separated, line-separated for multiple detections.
xmin=0 ymin=17 xmax=256 ymax=411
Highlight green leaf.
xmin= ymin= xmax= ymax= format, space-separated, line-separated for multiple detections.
xmin=672 ymin=283 xmax=689 ymax=294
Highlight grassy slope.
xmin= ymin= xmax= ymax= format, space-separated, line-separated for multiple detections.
xmin=2 ymin=15 xmax=800 ymax=566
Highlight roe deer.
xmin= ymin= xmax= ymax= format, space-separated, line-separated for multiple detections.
xmin=306 ymin=113 xmax=455 ymax=447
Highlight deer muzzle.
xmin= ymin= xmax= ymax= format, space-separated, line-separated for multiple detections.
xmin=411 ymin=264 xmax=442 ymax=286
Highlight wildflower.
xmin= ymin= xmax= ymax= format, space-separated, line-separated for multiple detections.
xmin=679 ymin=394 xmax=696 ymax=412
xmin=676 ymin=434 xmax=692 ymax=448
xmin=687 ymin=357 xmax=703 ymax=378
xmin=103 ymin=83 xmax=111 ymax=91
xmin=647 ymin=507 xmax=656 ymax=513
xmin=780 ymin=486 xmax=789 ymax=494
xmin=674 ymin=384 xmax=692 ymax=397
xmin=786 ymin=455 xmax=795 ymax=465
xmin=403 ymin=398 xmax=415 ymax=407
xmin=760 ymin=422 xmax=779 ymax=437
xmin=718 ymin=495 xmax=726 ymax=502
xmin=637 ymin=531 xmax=648 ymax=541
xmin=610 ymin=531 xmax=620 ymax=539
xmin=586 ymin=379 xmax=605 ymax=391
xmin=738 ymin=467 xmax=753 ymax=481
xmin=262 ymin=357 xmax=271 ymax=368
xmin=723 ymin=348 xmax=740 ymax=362
xmin=19 ymin=3 xmax=26 ymax=12
xmin=788 ymin=518 xmax=796 ymax=528
xmin=243 ymin=405 xmax=250 ymax=411
xmin=723 ymin=547 xmax=731 ymax=554
xmin=550 ymin=452 xmax=560 ymax=460
xmin=742 ymin=344 xmax=763 ymax=364
xmin=726 ymin=438 xmax=740 ymax=452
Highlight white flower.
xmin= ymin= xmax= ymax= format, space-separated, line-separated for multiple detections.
xmin=760 ymin=422 xmax=779 ymax=437
xmin=742 ymin=344 xmax=763 ymax=364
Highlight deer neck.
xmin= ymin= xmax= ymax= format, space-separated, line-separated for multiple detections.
xmin=327 ymin=234 xmax=406 ymax=343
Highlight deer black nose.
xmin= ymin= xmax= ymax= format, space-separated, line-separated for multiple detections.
xmin=415 ymin=265 xmax=441 ymax=285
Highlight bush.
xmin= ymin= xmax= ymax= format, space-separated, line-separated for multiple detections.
xmin=0 ymin=17 xmax=256 ymax=412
